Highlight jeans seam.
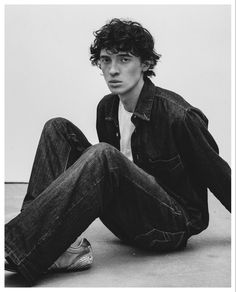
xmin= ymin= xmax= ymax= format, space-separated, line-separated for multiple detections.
xmin=5 ymin=243 xmax=36 ymax=282
xmin=174 ymin=231 xmax=185 ymax=248
xmin=121 ymin=172 xmax=184 ymax=216
xmin=54 ymin=119 xmax=72 ymax=173
xmin=14 ymin=175 xmax=104 ymax=266
xmin=63 ymin=145 xmax=71 ymax=172
xmin=5 ymin=243 xmax=21 ymax=263
xmin=134 ymin=229 xmax=186 ymax=248
xmin=51 ymin=119 xmax=71 ymax=171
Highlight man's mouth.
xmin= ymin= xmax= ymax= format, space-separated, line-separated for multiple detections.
xmin=108 ymin=80 xmax=122 ymax=84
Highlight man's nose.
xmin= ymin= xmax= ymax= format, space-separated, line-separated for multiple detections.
xmin=109 ymin=61 xmax=119 ymax=76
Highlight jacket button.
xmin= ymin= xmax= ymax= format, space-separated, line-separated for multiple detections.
xmin=116 ymin=132 xmax=119 ymax=137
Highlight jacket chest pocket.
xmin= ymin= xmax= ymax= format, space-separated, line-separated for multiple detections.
xmin=147 ymin=154 xmax=184 ymax=188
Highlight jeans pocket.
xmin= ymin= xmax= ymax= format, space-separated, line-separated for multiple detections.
xmin=134 ymin=228 xmax=186 ymax=252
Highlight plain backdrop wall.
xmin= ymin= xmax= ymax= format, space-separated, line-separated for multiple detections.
xmin=5 ymin=5 xmax=231 ymax=182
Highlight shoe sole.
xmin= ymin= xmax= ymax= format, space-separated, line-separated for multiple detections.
xmin=66 ymin=254 xmax=93 ymax=271
xmin=49 ymin=252 xmax=93 ymax=272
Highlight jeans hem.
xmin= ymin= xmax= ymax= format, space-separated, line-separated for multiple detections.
xmin=5 ymin=243 xmax=37 ymax=284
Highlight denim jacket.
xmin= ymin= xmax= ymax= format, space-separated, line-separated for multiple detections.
xmin=96 ymin=77 xmax=231 ymax=236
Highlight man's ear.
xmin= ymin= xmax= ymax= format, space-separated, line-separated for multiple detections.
xmin=142 ymin=60 xmax=151 ymax=72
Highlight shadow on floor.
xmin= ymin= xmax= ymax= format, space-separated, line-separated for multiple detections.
xmin=5 ymin=184 xmax=231 ymax=287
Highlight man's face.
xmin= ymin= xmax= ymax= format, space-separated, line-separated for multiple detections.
xmin=99 ymin=49 xmax=147 ymax=96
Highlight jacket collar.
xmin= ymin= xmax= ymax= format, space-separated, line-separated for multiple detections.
xmin=106 ymin=77 xmax=156 ymax=124
xmin=133 ymin=77 xmax=156 ymax=122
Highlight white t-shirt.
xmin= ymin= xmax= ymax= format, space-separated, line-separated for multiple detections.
xmin=118 ymin=100 xmax=135 ymax=161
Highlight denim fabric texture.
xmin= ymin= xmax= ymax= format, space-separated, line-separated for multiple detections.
xmin=5 ymin=78 xmax=231 ymax=283
xmin=96 ymin=77 xmax=231 ymax=235
xmin=5 ymin=118 xmax=188 ymax=283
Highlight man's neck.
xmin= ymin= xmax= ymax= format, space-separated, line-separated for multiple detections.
xmin=119 ymin=78 xmax=144 ymax=112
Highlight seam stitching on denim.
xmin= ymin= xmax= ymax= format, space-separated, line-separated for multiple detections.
xmin=121 ymin=172 xmax=183 ymax=216
xmin=16 ymin=175 xmax=104 ymax=266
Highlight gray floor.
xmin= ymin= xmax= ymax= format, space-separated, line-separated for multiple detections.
xmin=5 ymin=183 xmax=231 ymax=287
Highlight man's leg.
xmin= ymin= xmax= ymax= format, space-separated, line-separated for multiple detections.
xmin=5 ymin=143 xmax=189 ymax=284
xmin=6 ymin=117 xmax=92 ymax=280
xmin=21 ymin=117 xmax=91 ymax=211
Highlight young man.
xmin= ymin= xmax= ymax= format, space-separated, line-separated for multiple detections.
xmin=5 ymin=18 xmax=231 ymax=284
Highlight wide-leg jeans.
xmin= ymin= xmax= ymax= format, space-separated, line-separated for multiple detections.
xmin=5 ymin=117 xmax=189 ymax=283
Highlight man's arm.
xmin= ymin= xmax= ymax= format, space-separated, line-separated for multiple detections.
xmin=173 ymin=107 xmax=231 ymax=212
xmin=96 ymin=99 xmax=107 ymax=143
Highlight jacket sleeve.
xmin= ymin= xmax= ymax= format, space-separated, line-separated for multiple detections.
xmin=174 ymin=107 xmax=231 ymax=212
xmin=96 ymin=99 xmax=107 ymax=143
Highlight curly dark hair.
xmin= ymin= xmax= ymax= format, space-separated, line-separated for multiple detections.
xmin=90 ymin=18 xmax=161 ymax=77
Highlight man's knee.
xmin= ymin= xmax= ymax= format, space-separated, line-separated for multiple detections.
xmin=87 ymin=143 xmax=120 ymax=163
xmin=43 ymin=117 xmax=68 ymax=135
xmin=90 ymin=142 xmax=117 ymax=155
xmin=43 ymin=117 xmax=68 ymax=130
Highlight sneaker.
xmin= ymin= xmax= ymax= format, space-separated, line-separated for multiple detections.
xmin=48 ymin=238 xmax=93 ymax=272
xmin=5 ymin=258 xmax=18 ymax=273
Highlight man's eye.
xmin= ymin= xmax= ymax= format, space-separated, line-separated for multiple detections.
xmin=120 ymin=57 xmax=130 ymax=63
xmin=100 ymin=58 xmax=110 ymax=64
